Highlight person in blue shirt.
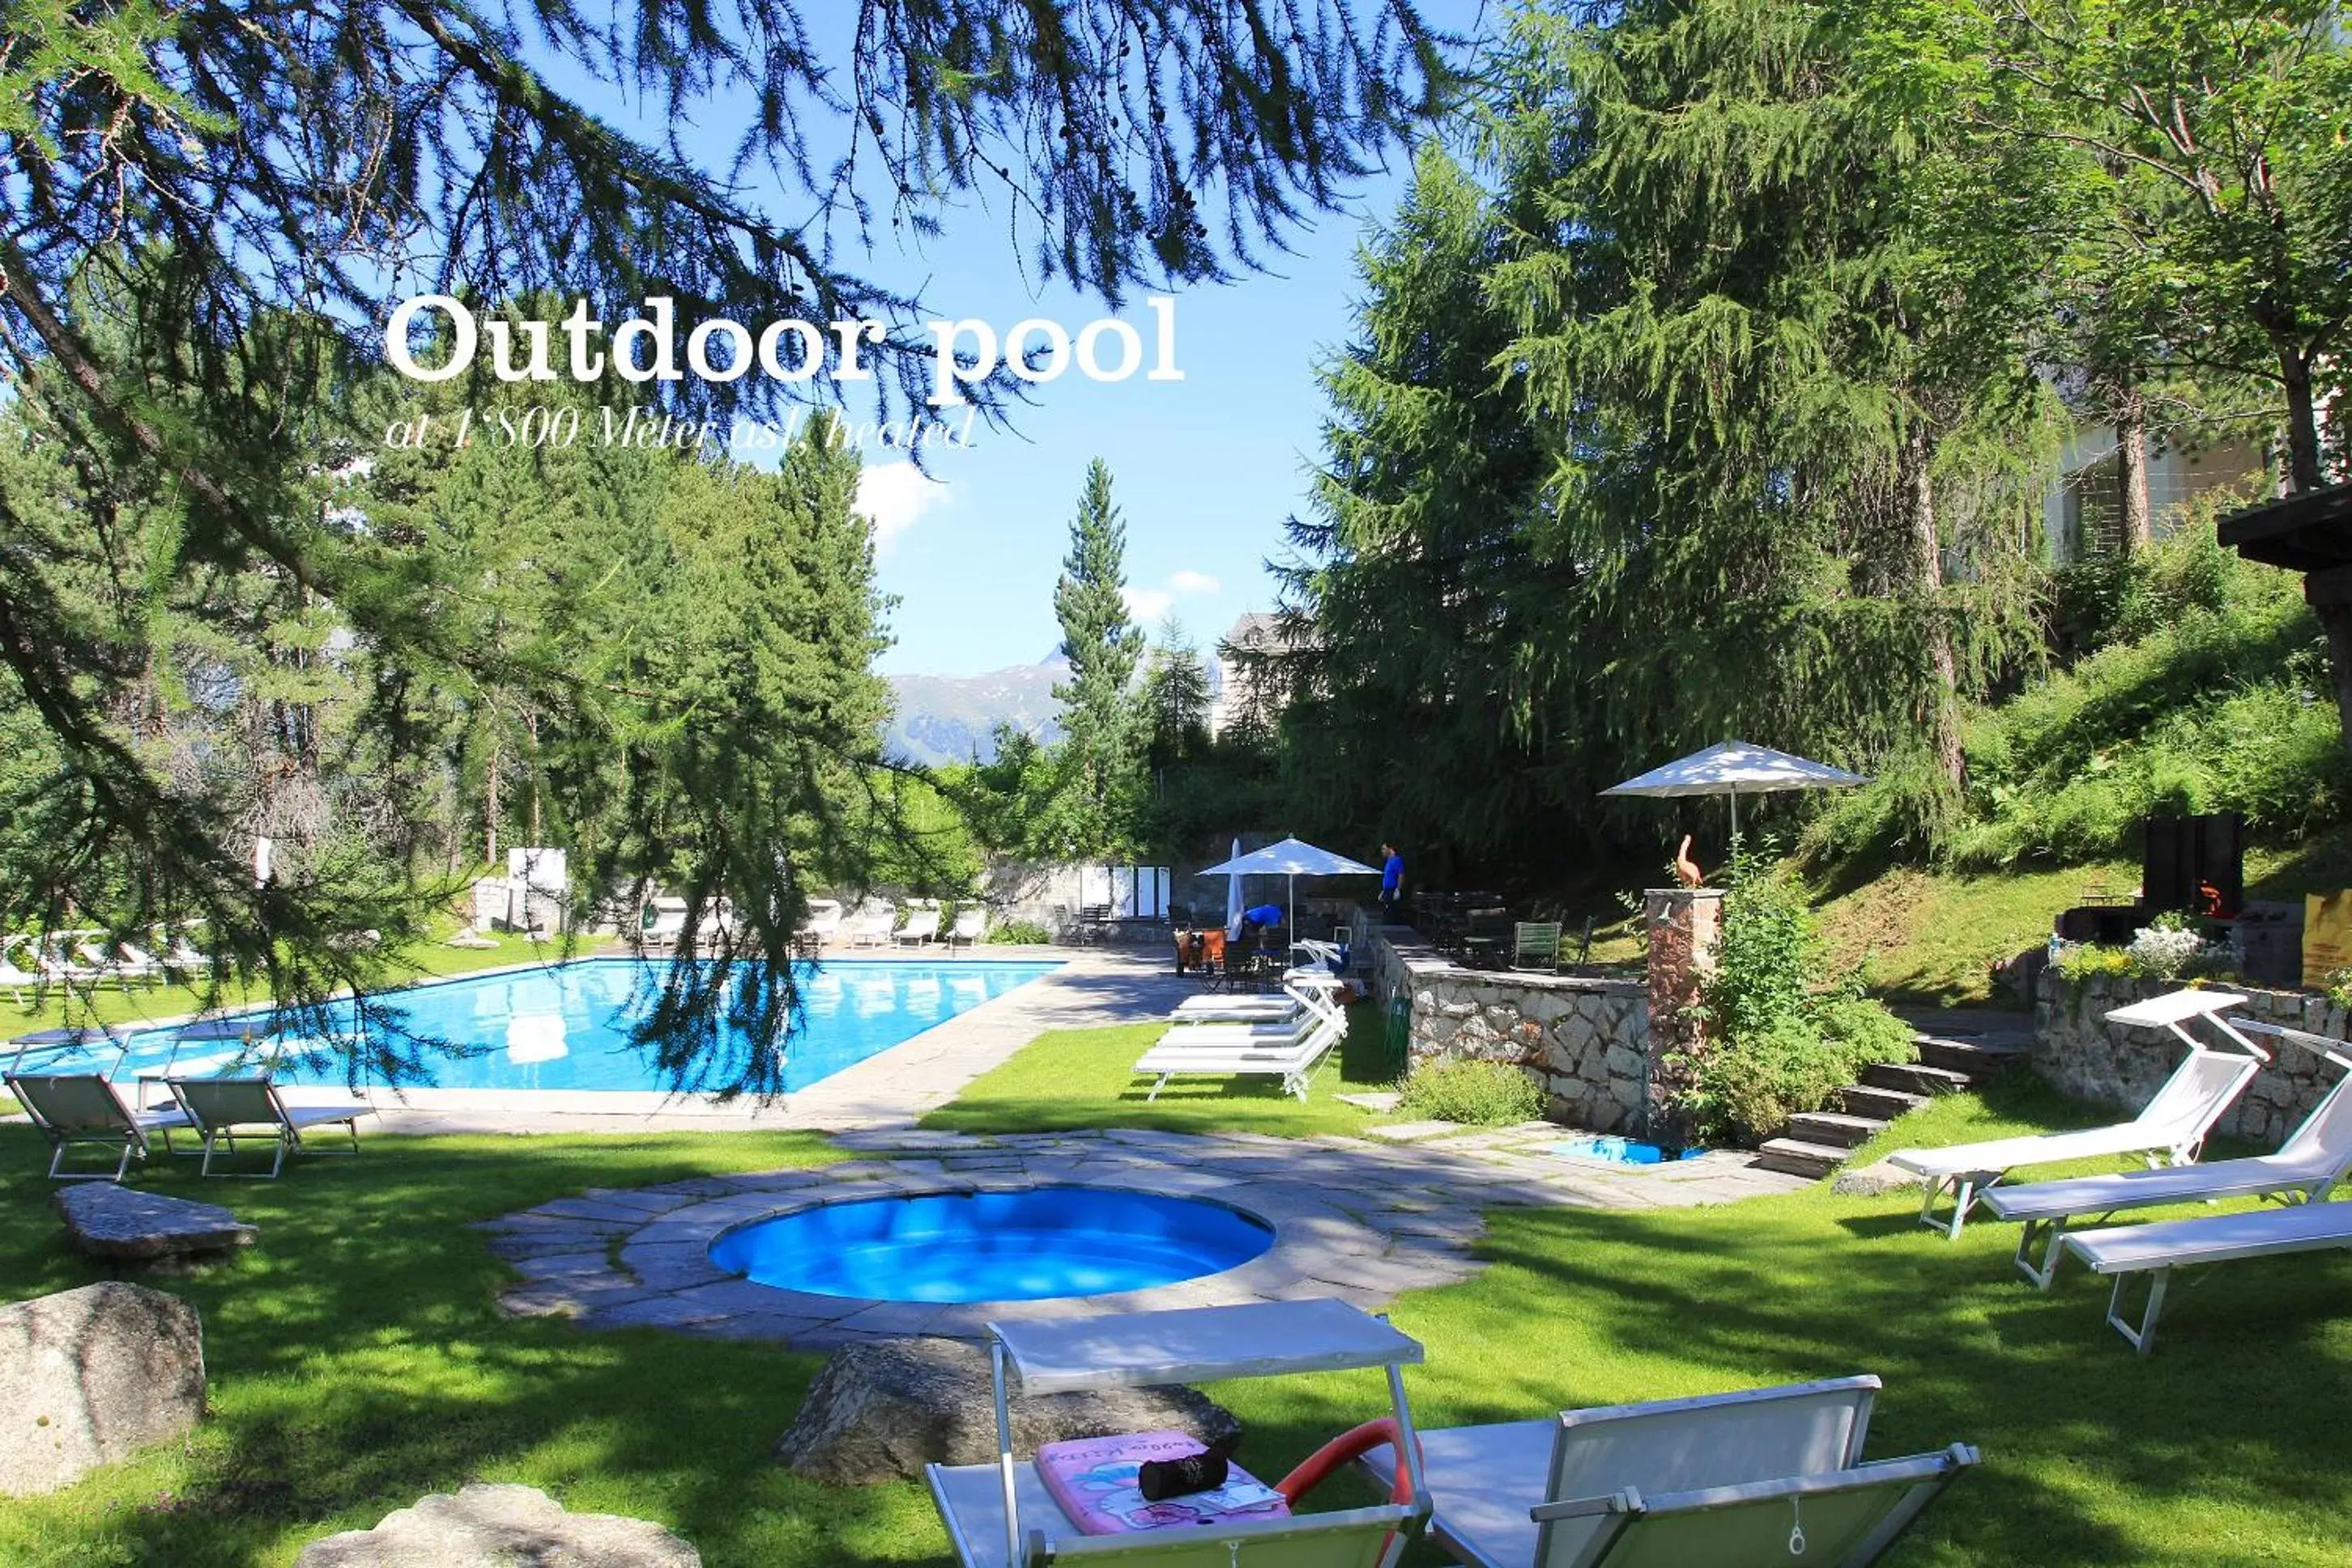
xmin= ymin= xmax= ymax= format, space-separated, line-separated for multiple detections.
xmin=1378 ymin=843 xmax=1404 ymax=926
xmin=1238 ymin=903 xmax=1285 ymax=935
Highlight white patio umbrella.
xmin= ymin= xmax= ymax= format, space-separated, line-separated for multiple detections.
xmin=1222 ymin=837 xmax=1245 ymax=940
xmin=1600 ymin=740 xmax=1868 ymax=843
xmin=1198 ymin=836 xmax=1382 ymax=935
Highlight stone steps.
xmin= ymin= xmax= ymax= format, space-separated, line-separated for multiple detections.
xmin=1914 ymin=1036 xmax=2030 ymax=1077
xmin=1776 ymin=1026 xmax=2036 ymax=1182
xmin=1860 ymin=1060 xmax=1975 ymax=1097
xmin=1839 ymin=1083 xmax=1928 ymax=1121
xmin=1754 ymin=1138 xmax=1851 ymax=1179
xmin=1784 ymin=1110 xmax=1882 ymax=1149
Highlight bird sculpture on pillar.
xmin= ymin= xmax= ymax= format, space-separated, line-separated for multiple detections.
xmin=1672 ymin=834 xmax=1706 ymax=890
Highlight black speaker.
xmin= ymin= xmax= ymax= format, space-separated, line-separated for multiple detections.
xmin=2142 ymin=813 xmax=2244 ymax=919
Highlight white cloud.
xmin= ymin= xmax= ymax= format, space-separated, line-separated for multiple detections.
xmin=854 ymin=462 xmax=950 ymax=550
xmin=1169 ymin=569 xmax=1221 ymax=594
xmin=1123 ymin=586 xmax=1176 ymax=622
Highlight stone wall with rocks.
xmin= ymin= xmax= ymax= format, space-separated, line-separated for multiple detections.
xmin=1358 ymin=911 xmax=1651 ymax=1132
xmin=2034 ymin=969 xmax=2345 ymax=1149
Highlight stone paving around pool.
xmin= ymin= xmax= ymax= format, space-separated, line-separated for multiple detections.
xmin=483 ymin=1125 xmax=1806 ymax=1350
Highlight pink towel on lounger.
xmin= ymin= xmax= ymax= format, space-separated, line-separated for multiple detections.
xmin=1035 ymin=1430 xmax=1289 ymax=1535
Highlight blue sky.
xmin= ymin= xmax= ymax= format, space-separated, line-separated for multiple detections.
xmin=506 ymin=3 xmax=1495 ymax=679
xmin=850 ymin=185 xmax=1408 ymax=676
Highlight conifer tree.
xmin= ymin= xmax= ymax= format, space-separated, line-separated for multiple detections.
xmin=1051 ymin=459 xmax=1145 ymax=857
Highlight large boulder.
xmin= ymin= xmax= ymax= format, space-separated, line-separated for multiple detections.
xmin=53 ymin=1182 xmax=258 ymax=1263
xmin=0 ymin=1281 xmax=206 ymax=1497
xmin=294 ymin=1483 xmax=700 ymax=1568
xmin=776 ymin=1336 xmax=1241 ymax=1485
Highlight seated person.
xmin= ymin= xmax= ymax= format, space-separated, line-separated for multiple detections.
xmin=1235 ymin=904 xmax=1285 ymax=946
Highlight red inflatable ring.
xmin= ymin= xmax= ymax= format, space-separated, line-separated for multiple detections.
xmin=1275 ymin=1417 xmax=1417 ymax=1506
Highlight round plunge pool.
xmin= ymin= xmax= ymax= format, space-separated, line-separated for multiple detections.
xmin=707 ymin=1185 xmax=1275 ymax=1303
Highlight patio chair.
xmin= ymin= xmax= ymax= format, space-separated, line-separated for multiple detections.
xmin=1131 ymin=1010 xmax=1344 ymax=1101
xmin=894 ymin=909 xmax=943 ymax=948
xmin=166 ymin=1075 xmax=372 ymax=1178
xmin=1513 ymin=922 xmax=1562 ymax=972
xmin=156 ymin=925 xmax=213 ymax=981
xmin=2061 ymin=1200 xmax=2352 ymax=1354
xmin=1887 ymin=988 xmax=2263 ymax=1238
xmin=0 ymin=939 xmax=39 ymax=1003
xmin=1983 ymin=1018 xmax=2352 ymax=1286
xmin=1357 ymin=1375 xmax=1978 ymax=1568
xmin=945 ymin=908 xmax=988 ymax=948
xmin=5 ymin=1071 xmax=193 ymax=1181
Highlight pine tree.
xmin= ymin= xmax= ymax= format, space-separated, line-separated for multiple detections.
xmin=1140 ymin=621 xmax=1214 ymax=768
xmin=1052 ymin=459 xmax=1146 ymax=857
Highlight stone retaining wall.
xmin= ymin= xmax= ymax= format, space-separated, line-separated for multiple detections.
xmin=2034 ymin=969 xmax=2345 ymax=1149
xmin=1357 ymin=909 xmax=1651 ymax=1132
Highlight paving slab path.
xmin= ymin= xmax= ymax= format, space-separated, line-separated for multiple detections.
xmin=484 ymin=1126 xmax=1805 ymax=1350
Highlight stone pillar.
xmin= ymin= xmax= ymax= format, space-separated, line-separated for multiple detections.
xmin=1643 ymin=888 xmax=1724 ymax=1146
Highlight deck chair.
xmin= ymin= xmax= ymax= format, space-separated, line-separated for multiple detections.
xmin=2061 ymin=1200 xmax=2352 ymax=1354
xmin=795 ymin=900 xmax=844 ymax=952
xmin=895 ymin=909 xmax=943 ymax=947
xmin=1170 ymin=972 xmax=1346 ymax=1027
xmin=1132 ymin=1011 xmax=1344 ymax=1101
xmin=946 ymin=908 xmax=988 ymax=948
xmin=5 ymin=1072 xmax=192 ymax=1181
xmin=928 ymin=1459 xmax=1417 ymax=1568
xmin=1888 ymin=989 xmax=2262 ymax=1238
xmin=0 ymin=940 xmax=39 ymax=1003
xmin=849 ymin=906 xmax=897 ymax=948
xmin=166 ymin=1076 xmax=371 ymax=1178
xmin=156 ymin=926 xmax=212 ymax=981
xmin=1983 ymin=1021 xmax=2352 ymax=1286
xmin=1358 ymin=1377 xmax=1973 ymax=1568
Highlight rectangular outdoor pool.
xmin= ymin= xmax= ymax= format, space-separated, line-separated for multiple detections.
xmin=92 ymin=957 xmax=1063 ymax=1096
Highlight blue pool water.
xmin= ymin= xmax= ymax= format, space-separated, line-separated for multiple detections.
xmin=709 ymin=1187 xmax=1276 ymax=1302
xmin=1549 ymin=1135 xmax=1705 ymax=1166
xmin=76 ymin=958 xmax=1059 ymax=1095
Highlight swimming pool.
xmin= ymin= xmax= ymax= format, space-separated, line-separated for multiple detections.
xmin=709 ymin=1187 xmax=1276 ymax=1302
xmin=87 ymin=958 xmax=1061 ymax=1096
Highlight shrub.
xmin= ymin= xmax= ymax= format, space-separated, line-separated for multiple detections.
xmin=2125 ymin=924 xmax=2206 ymax=978
xmin=1670 ymin=848 xmax=1915 ymax=1146
xmin=985 ymin=918 xmax=1055 ymax=945
xmin=1397 ymin=1058 xmax=1545 ymax=1126
xmin=2054 ymin=943 xmax=2133 ymax=982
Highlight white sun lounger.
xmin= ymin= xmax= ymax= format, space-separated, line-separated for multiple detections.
xmin=5 ymin=1071 xmax=193 ymax=1181
xmin=1356 ymin=1376 xmax=1976 ymax=1568
xmin=894 ymin=909 xmax=942 ymax=947
xmin=1983 ymin=1020 xmax=2352 ymax=1285
xmin=0 ymin=940 xmax=39 ymax=1003
xmin=2061 ymin=1200 xmax=2352 ymax=1354
xmin=848 ymin=907 xmax=897 ymax=948
xmin=1171 ymin=972 xmax=1346 ymax=1026
xmin=1131 ymin=1012 xmax=1344 ymax=1101
xmin=1888 ymin=989 xmax=2262 ymax=1238
xmin=166 ymin=1076 xmax=372 ymax=1178
xmin=945 ymin=908 xmax=988 ymax=948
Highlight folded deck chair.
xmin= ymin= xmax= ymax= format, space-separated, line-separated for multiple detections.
xmin=0 ymin=940 xmax=39 ymax=1003
xmin=1131 ymin=1012 xmax=1344 ymax=1101
xmin=167 ymin=1076 xmax=371 ymax=1178
xmin=1170 ymin=972 xmax=1346 ymax=1026
xmin=1888 ymin=988 xmax=2262 ymax=1238
xmin=894 ymin=909 xmax=942 ymax=947
xmin=5 ymin=1072 xmax=192 ymax=1181
xmin=2061 ymin=1200 xmax=2352 ymax=1355
xmin=1357 ymin=1376 xmax=1976 ymax=1568
xmin=1985 ymin=1021 xmax=2352 ymax=1285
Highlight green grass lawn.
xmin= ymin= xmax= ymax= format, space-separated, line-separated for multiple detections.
xmin=4 ymin=1028 xmax=2350 ymax=1565
xmin=919 ymin=1004 xmax=1401 ymax=1140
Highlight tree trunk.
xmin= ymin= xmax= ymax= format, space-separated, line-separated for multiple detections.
xmin=484 ymin=726 xmax=501 ymax=867
xmin=2314 ymin=598 xmax=2352 ymax=771
xmin=1904 ymin=429 xmax=1965 ymax=791
xmin=2281 ymin=346 xmax=2324 ymax=493
xmin=2116 ymin=388 xmax=2152 ymax=554
xmin=526 ymin=710 xmax=543 ymax=844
